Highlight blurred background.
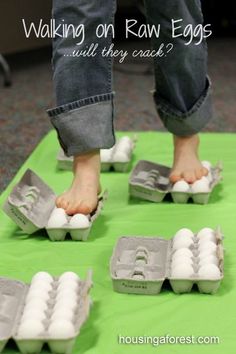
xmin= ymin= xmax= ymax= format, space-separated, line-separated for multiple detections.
xmin=0 ymin=0 xmax=236 ymax=191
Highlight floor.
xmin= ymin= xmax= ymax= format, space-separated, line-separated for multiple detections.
xmin=0 ymin=38 xmax=236 ymax=192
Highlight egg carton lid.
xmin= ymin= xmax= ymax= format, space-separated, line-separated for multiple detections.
xmin=3 ymin=169 xmax=107 ymax=232
xmin=0 ymin=271 xmax=92 ymax=342
xmin=110 ymin=228 xmax=224 ymax=283
xmin=129 ymin=160 xmax=223 ymax=192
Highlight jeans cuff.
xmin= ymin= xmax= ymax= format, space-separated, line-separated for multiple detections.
xmin=47 ymin=93 xmax=115 ymax=156
xmin=154 ymin=78 xmax=213 ymax=136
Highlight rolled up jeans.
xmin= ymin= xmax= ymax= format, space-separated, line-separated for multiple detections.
xmin=47 ymin=0 xmax=212 ymax=157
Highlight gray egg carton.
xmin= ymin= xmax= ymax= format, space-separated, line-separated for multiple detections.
xmin=3 ymin=169 xmax=106 ymax=241
xmin=0 ymin=271 xmax=92 ymax=354
xmin=129 ymin=160 xmax=222 ymax=204
xmin=57 ymin=136 xmax=136 ymax=173
xmin=110 ymin=228 xmax=224 ymax=295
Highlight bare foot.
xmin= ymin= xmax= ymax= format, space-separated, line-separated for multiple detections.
xmin=169 ymin=135 xmax=208 ymax=184
xmin=56 ymin=150 xmax=101 ymax=215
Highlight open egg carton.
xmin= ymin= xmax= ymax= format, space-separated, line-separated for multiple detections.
xmin=3 ymin=169 xmax=106 ymax=241
xmin=110 ymin=227 xmax=224 ymax=295
xmin=57 ymin=136 xmax=136 ymax=172
xmin=0 ymin=271 xmax=92 ymax=354
xmin=129 ymin=160 xmax=222 ymax=204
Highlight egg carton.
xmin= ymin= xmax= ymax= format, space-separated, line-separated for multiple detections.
xmin=57 ymin=136 xmax=136 ymax=172
xmin=0 ymin=271 xmax=92 ymax=354
xmin=129 ymin=160 xmax=222 ymax=204
xmin=3 ymin=169 xmax=106 ymax=241
xmin=110 ymin=227 xmax=224 ymax=295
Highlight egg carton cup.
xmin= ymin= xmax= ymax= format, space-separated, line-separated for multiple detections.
xmin=129 ymin=160 xmax=222 ymax=204
xmin=110 ymin=228 xmax=224 ymax=295
xmin=0 ymin=271 xmax=92 ymax=354
xmin=3 ymin=169 xmax=107 ymax=241
xmin=57 ymin=136 xmax=136 ymax=172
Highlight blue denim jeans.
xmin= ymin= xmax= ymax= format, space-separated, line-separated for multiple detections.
xmin=47 ymin=0 xmax=212 ymax=157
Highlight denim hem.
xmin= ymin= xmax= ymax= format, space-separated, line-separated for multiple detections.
xmin=49 ymin=98 xmax=115 ymax=157
xmin=154 ymin=78 xmax=213 ymax=136
xmin=47 ymin=92 xmax=115 ymax=117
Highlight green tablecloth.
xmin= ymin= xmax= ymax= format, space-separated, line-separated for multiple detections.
xmin=0 ymin=131 xmax=236 ymax=354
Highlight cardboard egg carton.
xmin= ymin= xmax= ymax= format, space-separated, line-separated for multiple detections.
xmin=3 ymin=169 xmax=106 ymax=241
xmin=110 ymin=228 xmax=224 ymax=295
xmin=57 ymin=136 xmax=136 ymax=172
xmin=129 ymin=160 xmax=222 ymax=204
xmin=0 ymin=271 xmax=92 ymax=354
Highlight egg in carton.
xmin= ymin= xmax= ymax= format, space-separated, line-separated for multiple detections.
xmin=3 ymin=169 xmax=107 ymax=241
xmin=110 ymin=227 xmax=224 ymax=295
xmin=0 ymin=271 xmax=92 ymax=354
xmin=129 ymin=160 xmax=222 ymax=204
xmin=57 ymin=136 xmax=136 ymax=172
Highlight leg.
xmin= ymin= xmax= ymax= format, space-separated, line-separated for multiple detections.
xmin=144 ymin=0 xmax=212 ymax=183
xmin=48 ymin=0 xmax=116 ymax=214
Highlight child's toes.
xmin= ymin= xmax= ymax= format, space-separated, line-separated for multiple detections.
xmin=201 ymin=167 xmax=208 ymax=176
xmin=66 ymin=200 xmax=92 ymax=215
xmin=56 ymin=196 xmax=64 ymax=208
xmin=169 ymin=170 xmax=182 ymax=183
xmin=77 ymin=201 xmax=93 ymax=215
xmin=195 ymin=168 xmax=203 ymax=180
xmin=56 ymin=195 xmax=68 ymax=210
xmin=66 ymin=202 xmax=78 ymax=216
xmin=183 ymin=171 xmax=196 ymax=184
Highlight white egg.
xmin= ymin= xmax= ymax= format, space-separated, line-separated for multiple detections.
xmin=172 ymin=180 xmax=190 ymax=193
xmin=199 ymin=241 xmax=217 ymax=254
xmin=21 ymin=309 xmax=46 ymax=322
xmin=59 ymin=272 xmax=80 ymax=283
xmin=197 ymin=228 xmax=215 ymax=242
xmin=69 ymin=214 xmax=90 ymax=228
xmin=171 ymin=264 xmax=194 ymax=278
xmin=119 ymin=136 xmax=132 ymax=146
xmin=172 ymin=237 xmax=194 ymax=251
xmin=116 ymin=137 xmax=132 ymax=151
xmin=199 ymin=248 xmax=217 ymax=260
xmin=48 ymin=320 xmax=75 ymax=338
xmin=56 ymin=289 xmax=78 ymax=302
xmin=24 ymin=298 xmax=48 ymax=312
xmin=198 ymin=234 xmax=217 ymax=246
xmin=191 ymin=178 xmax=210 ymax=194
xmin=57 ymin=280 xmax=79 ymax=294
xmin=26 ymin=289 xmax=50 ymax=302
xmin=201 ymin=160 xmax=212 ymax=171
xmin=112 ymin=151 xmax=129 ymax=162
xmin=199 ymin=176 xmax=210 ymax=184
xmin=171 ymin=256 xmax=193 ymax=270
xmin=31 ymin=272 xmax=53 ymax=285
xmin=174 ymin=228 xmax=194 ymax=242
xmin=199 ymin=255 xmax=219 ymax=267
xmin=51 ymin=308 xmax=74 ymax=322
xmin=172 ymin=248 xmax=193 ymax=261
xmin=17 ymin=320 xmax=44 ymax=338
xmin=47 ymin=208 xmax=68 ymax=228
xmin=100 ymin=148 xmax=113 ymax=162
xmin=198 ymin=264 xmax=221 ymax=279
xmin=119 ymin=143 xmax=132 ymax=155
xmin=54 ymin=298 xmax=78 ymax=312
xmin=30 ymin=281 xmax=52 ymax=294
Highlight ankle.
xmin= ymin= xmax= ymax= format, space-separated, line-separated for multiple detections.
xmin=73 ymin=150 xmax=100 ymax=171
xmin=174 ymin=134 xmax=199 ymax=147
